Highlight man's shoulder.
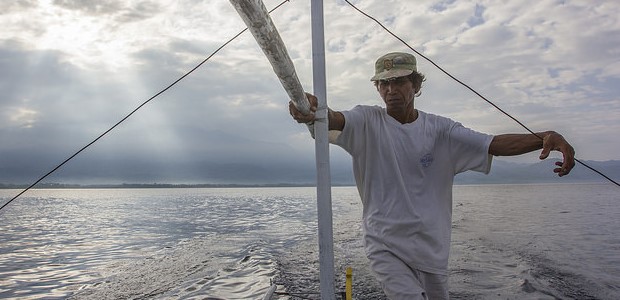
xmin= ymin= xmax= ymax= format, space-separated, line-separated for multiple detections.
xmin=344 ymin=104 xmax=384 ymax=118
xmin=417 ymin=110 xmax=461 ymax=134
xmin=419 ymin=110 xmax=457 ymax=125
xmin=350 ymin=104 xmax=383 ymax=112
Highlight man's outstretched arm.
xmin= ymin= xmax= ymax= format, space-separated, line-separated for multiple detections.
xmin=489 ymin=131 xmax=575 ymax=176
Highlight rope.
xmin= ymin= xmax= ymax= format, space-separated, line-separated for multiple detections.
xmin=343 ymin=0 xmax=619 ymax=187
xmin=0 ymin=0 xmax=293 ymax=213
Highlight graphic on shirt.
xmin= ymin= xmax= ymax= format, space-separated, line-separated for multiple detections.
xmin=420 ymin=153 xmax=434 ymax=168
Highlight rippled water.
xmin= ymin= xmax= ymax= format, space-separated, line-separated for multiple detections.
xmin=449 ymin=184 xmax=620 ymax=299
xmin=0 ymin=188 xmax=319 ymax=299
xmin=0 ymin=184 xmax=618 ymax=299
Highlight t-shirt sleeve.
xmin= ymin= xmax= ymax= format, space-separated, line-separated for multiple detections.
xmin=333 ymin=105 xmax=367 ymax=155
xmin=448 ymin=123 xmax=494 ymax=174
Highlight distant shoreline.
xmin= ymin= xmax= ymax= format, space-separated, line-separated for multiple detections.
xmin=0 ymin=182 xmax=355 ymax=189
xmin=2 ymin=159 xmax=618 ymax=189
xmin=0 ymin=181 xmax=609 ymax=190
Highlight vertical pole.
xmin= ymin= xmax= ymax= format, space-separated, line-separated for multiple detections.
xmin=346 ymin=267 xmax=353 ymax=300
xmin=311 ymin=0 xmax=336 ymax=299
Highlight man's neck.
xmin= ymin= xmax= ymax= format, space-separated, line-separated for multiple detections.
xmin=388 ymin=108 xmax=418 ymax=124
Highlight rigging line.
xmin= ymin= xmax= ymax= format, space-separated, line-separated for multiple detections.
xmin=0 ymin=0 xmax=293 ymax=213
xmin=343 ymin=0 xmax=620 ymax=187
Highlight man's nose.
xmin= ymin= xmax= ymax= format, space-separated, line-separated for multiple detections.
xmin=387 ymin=82 xmax=397 ymax=93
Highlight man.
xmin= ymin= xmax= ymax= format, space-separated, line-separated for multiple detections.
xmin=289 ymin=52 xmax=575 ymax=299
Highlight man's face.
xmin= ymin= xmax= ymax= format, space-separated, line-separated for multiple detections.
xmin=377 ymin=76 xmax=415 ymax=111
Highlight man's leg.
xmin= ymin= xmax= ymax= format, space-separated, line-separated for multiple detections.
xmin=368 ymin=251 xmax=428 ymax=300
xmin=417 ymin=270 xmax=449 ymax=300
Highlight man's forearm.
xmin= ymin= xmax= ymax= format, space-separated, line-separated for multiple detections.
xmin=327 ymin=108 xmax=345 ymax=131
xmin=489 ymin=131 xmax=553 ymax=156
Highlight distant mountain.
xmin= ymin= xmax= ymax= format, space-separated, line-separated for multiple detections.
xmin=167 ymin=158 xmax=620 ymax=186
xmin=455 ymin=159 xmax=620 ymax=185
xmin=2 ymin=157 xmax=618 ymax=188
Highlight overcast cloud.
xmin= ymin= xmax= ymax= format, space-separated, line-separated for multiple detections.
xmin=1 ymin=0 xmax=619 ymax=184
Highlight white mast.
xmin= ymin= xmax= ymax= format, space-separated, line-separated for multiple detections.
xmin=310 ymin=0 xmax=336 ymax=299
xmin=228 ymin=0 xmax=335 ymax=298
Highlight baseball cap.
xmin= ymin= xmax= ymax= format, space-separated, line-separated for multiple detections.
xmin=370 ymin=52 xmax=417 ymax=81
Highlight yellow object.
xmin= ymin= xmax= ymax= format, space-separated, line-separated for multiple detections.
xmin=346 ymin=267 xmax=352 ymax=300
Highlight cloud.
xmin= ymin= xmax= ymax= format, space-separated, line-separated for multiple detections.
xmin=0 ymin=0 xmax=38 ymax=13
xmin=1 ymin=0 xmax=619 ymax=184
xmin=6 ymin=107 xmax=38 ymax=129
xmin=52 ymin=0 xmax=124 ymax=15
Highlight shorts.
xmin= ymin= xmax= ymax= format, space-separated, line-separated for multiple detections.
xmin=368 ymin=250 xmax=449 ymax=300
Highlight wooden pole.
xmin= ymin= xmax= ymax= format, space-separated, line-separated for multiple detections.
xmin=229 ymin=0 xmax=310 ymax=115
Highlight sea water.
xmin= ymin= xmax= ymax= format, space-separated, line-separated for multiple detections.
xmin=0 ymin=184 xmax=618 ymax=299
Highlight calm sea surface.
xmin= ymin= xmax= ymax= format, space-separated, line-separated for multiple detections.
xmin=0 ymin=184 xmax=618 ymax=299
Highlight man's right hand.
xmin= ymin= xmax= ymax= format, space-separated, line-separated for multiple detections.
xmin=289 ymin=93 xmax=318 ymax=124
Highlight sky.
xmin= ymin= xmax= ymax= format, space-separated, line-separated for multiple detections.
xmin=1 ymin=0 xmax=619 ymax=185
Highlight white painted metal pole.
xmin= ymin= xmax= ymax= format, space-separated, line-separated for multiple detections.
xmin=262 ymin=285 xmax=277 ymax=300
xmin=229 ymin=0 xmax=336 ymax=298
xmin=310 ymin=1 xmax=336 ymax=300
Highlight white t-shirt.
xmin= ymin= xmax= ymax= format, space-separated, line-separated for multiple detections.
xmin=333 ymin=105 xmax=493 ymax=275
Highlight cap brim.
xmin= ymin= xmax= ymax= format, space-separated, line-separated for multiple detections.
xmin=370 ymin=69 xmax=414 ymax=81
